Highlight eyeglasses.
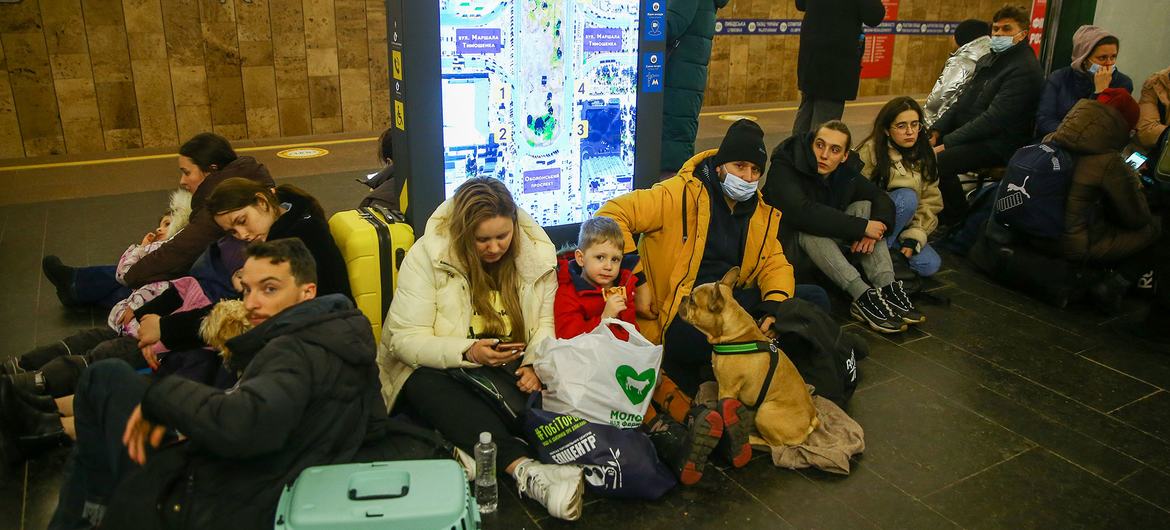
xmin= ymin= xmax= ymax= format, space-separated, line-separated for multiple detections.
xmin=890 ymin=121 xmax=921 ymax=132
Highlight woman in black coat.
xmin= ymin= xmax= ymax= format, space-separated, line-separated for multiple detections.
xmin=793 ymin=0 xmax=886 ymax=135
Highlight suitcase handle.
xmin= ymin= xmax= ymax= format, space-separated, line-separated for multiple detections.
xmin=348 ymin=469 xmax=410 ymax=501
xmin=369 ymin=204 xmax=406 ymax=224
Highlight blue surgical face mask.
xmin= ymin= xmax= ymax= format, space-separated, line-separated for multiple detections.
xmin=720 ymin=167 xmax=759 ymax=202
xmin=1087 ymin=63 xmax=1111 ymax=74
xmin=989 ymin=35 xmax=1014 ymax=53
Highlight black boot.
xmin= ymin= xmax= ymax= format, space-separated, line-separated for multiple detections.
xmin=0 ymin=377 xmax=68 ymax=455
xmin=42 ymin=255 xmax=80 ymax=307
xmin=6 ymin=371 xmax=46 ymax=396
xmin=0 ymin=357 xmax=25 ymax=376
xmin=14 ymin=383 xmax=57 ymax=413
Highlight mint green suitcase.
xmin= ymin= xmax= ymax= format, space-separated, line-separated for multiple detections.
xmin=274 ymin=460 xmax=479 ymax=530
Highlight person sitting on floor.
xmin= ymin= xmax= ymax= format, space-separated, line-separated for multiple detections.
xmin=0 ymin=181 xmax=353 ymax=460
xmin=48 ymin=239 xmax=383 ymax=530
xmin=1034 ymin=25 xmax=1133 ymax=138
xmin=764 ymin=120 xmax=922 ymax=334
xmin=923 ymin=19 xmax=992 ymax=128
xmin=378 ymin=177 xmax=585 ymax=521
xmin=107 ymin=190 xmax=193 ymax=339
xmin=553 ymin=216 xmax=724 ymax=486
xmin=598 ymin=119 xmax=830 ymax=471
xmin=929 ymin=4 xmax=1044 ymax=225
xmin=855 ymin=96 xmax=944 ymax=278
xmin=1038 ymin=93 xmax=1161 ymax=310
xmin=42 ymin=133 xmax=274 ymax=310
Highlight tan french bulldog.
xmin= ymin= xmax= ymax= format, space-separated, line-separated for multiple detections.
xmin=677 ymin=267 xmax=819 ymax=447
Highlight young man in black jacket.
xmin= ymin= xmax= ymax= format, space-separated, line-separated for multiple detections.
xmin=50 ymin=239 xmax=386 ymax=530
xmin=764 ymin=121 xmax=922 ymax=334
xmin=929 ymin=5 xmax=1044 ymax=224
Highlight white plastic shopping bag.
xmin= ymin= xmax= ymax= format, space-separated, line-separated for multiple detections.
xmin=534 ymin=319 xmax=663 ymax=429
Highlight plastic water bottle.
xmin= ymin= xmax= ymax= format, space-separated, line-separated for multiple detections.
xmin=474 ymin=432 xmax=498 ymax=514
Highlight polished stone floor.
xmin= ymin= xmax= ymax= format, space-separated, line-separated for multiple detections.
xmin=2 ymin=99 xmax=1168 ymax=529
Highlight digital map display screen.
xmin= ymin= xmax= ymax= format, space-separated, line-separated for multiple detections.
xmin=439 ymin=0 xmax=641 ymax=226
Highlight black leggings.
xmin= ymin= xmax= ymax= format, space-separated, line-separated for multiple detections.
xmin=399 ymin=367 xmax=532 ymax=469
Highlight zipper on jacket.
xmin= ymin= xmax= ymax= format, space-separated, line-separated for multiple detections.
xmin=663 ymin=183 xmax=703 ymax=323
xmin=748 ymin=208 xmax=775 ymax=283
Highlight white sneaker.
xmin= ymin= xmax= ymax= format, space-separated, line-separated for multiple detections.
xmin=453 ymin=447 xmax=476 ymax=482
xmin=514 ymin=460 xmax=584 ymax=521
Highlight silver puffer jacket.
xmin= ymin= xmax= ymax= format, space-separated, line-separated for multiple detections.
xmin=924 ymin=36 xmax=992 ymax=128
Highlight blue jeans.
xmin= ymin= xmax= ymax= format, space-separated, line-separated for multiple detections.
xmin=73 ymin=265 xmax=132 ymax=309
xmin=887 ymin=188 xmax=942 ymax=277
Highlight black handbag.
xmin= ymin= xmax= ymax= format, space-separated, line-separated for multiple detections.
xmin=447 ymin=361 xmax=530 ymax=428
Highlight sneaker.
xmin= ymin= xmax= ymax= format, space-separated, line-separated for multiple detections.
xmin=647 ymin=405 xmax=723 ymax=485
xmin=514 ymin=460 xmax=584 ymax=521
xmin=715 ymin=398 xmax=755 ymax=468
xmin=850 ymin=288 xmax=907 ymax=333
xmin=881 ymin=280 xmax=926 ymax=325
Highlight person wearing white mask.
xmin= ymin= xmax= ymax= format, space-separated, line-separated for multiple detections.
xmin=597 ymin=119 xmax=828 ymax=395
xmin=928 ymin=4 xmax=1044 ymax=226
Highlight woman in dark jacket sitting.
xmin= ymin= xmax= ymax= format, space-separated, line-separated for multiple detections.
xmin=1035 ymin=25 xmax=1133 ymax=138
xmin=207 ymin=178 xmax=352 ymax=300
xmin=1048 ymin=95 xmax=1157 ymax=264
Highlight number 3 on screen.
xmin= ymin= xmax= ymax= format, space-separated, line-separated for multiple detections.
xmin=575 ymin=122 xmax=588 ymax=138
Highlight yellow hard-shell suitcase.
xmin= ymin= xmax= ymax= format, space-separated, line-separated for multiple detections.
xmin=328 ymin=206 xmax=414 ymax=340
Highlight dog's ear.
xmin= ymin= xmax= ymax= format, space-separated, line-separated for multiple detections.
xmin=707 ymin=283 xmax=725 ymax=314
xmin=719 ymin=267 xmax=740 ymax=288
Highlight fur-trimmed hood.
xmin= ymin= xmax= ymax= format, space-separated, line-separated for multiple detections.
xmin=166 ymin=188 xmax=193 ymax=240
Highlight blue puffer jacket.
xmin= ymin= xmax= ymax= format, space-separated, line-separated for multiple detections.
xmin=1035 ymin=65 xmax=1133 ymax=138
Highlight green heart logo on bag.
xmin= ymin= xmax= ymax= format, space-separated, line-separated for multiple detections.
xmin=614 ymin=365 xmax=656 ymax=405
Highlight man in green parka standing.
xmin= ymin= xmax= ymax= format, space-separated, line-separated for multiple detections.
xmin=660 ymin=0 xmax=730 ymax=178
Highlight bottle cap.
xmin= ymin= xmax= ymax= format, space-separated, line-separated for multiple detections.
xmin=479 ymin=432 xmax=492 ymax=444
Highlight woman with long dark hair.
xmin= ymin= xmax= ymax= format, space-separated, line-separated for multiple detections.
xmin=378 ymin=178 xmax=584 ymax=521
xmin=855 ymin=96 xmax=943 ymax=277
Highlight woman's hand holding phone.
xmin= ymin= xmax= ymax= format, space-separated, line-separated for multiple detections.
xmin=465 ymin=339 xmax=524 ymax=367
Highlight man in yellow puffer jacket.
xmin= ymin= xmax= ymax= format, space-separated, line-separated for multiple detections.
xmin=597 ymin=120 xmax=803 ymax=394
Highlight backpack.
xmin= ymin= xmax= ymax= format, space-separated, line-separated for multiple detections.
xmin=993 ymin=142 xmax=1076 ymax=239
xmin=771 ymin=298 xmax=868 ymax=408
xmin=968 ymin=219 xmax=1103 ymax=308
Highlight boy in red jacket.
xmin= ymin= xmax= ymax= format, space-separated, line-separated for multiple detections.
xmin=553 ymin=217 xmax=722 ymax=485
xmin=554 ymin=218 xmax=640 ymax=339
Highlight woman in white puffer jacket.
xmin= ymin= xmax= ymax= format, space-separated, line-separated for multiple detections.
xmin=377 ymin=177 xmax=584 ymax=521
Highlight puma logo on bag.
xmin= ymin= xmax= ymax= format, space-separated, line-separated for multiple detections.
xmin=1006 ymin=176 xmax=1032 ymax=198
xmin=994 ymin=142 xmax=1076 ymax=239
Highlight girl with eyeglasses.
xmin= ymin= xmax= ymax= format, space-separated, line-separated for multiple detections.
xmin=855 ymin=96 xmax=943 ymax=278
